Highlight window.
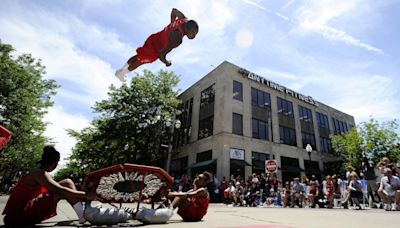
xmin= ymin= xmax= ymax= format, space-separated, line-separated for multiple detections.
xmin=277 ymin=97 xmax=294 ymax=117
xmin=252 ymin=152 xmax=270 ymax=174
xmin=316 ymin=112 xmax=329 ymax=129
xmin=302 ymin=132 xmax=316 ymax=149
xmin=232 ymin=113 xmax=243 ymax=135
xmin=279 ymin=125 xmax=297 ymax=146
xmin=320 ymin=137 xmax=332 ymax=154
xmin=196 ymin=150 xmax=212 ymax=162
xmin=252 ymin=118 xmax=268 ymax=140
xmin=200 ymin=84 xmax=215 ymax=107
xmin=298 ymin=105 xmax=313 ymax=123
xmin=251 ymin=88 xmax=271 ymax=109
xmin=198 ymin=115 xmax=213 ymax=139
xmin=332 ymin=118 xmax=349 ymax=135
xmin=178 ymin=98 xmax=193 ymax=146
xmin=233 ymin=81 xmax=243 ymax=101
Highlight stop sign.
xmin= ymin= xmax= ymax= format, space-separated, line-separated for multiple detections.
xmin=265 ymin=160 xmax=277 ymax=173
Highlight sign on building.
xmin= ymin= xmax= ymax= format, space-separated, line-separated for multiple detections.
xmin=230 ymin=148 xmax=244 ymax=160
xmin=265 ymin=160 xmax=277 ymax=173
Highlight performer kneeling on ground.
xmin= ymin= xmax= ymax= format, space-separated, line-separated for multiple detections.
xmin=115 ymin=8 xmax=198 ymax=82
xmin=168 ymin=171 xmax=211 ymax=222
xmin=2 ymin=146 xmax=96 ymax=226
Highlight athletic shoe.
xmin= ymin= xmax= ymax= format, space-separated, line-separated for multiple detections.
xmin=396 ymin=204 xmax=400 ymax=211
xmin=384 ymin=204 xmax=391 ymax=211
xmin=115 ymin=69 xmax=126 ymax=82
xmin=391 ymin=203 xmax=397 ymax=211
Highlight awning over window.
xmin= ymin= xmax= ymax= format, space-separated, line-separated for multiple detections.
xmin=230 ymin=159 xmax=252 ymax=166
xmin=187 ymin=159 xmax=217 ymax=169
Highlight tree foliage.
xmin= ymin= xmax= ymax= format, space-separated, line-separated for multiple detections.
xmin=54 ymin=70 xmax=181 ymax=182
xmin=0 ymin=40 xmax=58 ymax=190
xmin=331 ymin=118 xmax=400 ymax=171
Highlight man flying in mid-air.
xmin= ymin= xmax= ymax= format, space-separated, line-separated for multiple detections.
xmin=115 ymin=8 xmax=199 ymax=82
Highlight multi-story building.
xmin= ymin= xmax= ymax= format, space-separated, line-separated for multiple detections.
xmin=170 ymin=61 xmax=355 ymax=183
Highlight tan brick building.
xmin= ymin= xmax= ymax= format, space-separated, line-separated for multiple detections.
xmin=170 ymin=61 xmax=355 ymax=183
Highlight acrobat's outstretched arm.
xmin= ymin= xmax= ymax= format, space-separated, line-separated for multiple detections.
xmin=157 ymin=30 xmax=182 ymax=66
xmin=170 ymin=8 xmax=186 ymax=23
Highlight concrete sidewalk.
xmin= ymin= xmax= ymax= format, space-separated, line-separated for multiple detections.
xmin=1 ymin=196 xmax=399 ymax=227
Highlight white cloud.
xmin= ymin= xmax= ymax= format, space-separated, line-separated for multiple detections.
xmin=243 ymin=0 xmax=266 ymax=10
xmin=0 ymin=2 xmax=127 ymax=167
xmin=44 ymin=106 xmax=90 ymax=167
xmin=300 ymin=72 xmax=400 ymax=123
xmin=281 ymin=0 xmax=296 ymax=11
xmin=0 ymin=8 xmax=126 ymax=107
xmin=293 ymin=0 xmax=383 ymax=54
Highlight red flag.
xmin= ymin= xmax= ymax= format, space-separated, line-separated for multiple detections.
xmin=0 ymin=125 xmax=12 ymax=151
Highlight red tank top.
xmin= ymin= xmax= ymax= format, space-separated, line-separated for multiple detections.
xmin=191 ymin=187 xmax=209 ymax=209
xmin=155 ymin=18 xmax=187 ymax=48
xmin=2 ymin=178 xmax=49 ymax=215
xmin=326 ymin=181 xmax=334 ymax=194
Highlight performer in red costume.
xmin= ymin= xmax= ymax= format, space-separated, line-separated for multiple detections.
xmin=115 ymin=8 xmax=199 ymax=82
xmin=167 ymin=171 xmax=211 ymax=222
xmin=0 ymin=125 xmax=12 ymax=151
xmin=2 ymin=146 xmax=97 ymax=226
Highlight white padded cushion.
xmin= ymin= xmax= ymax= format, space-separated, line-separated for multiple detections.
xmin=135 ymin=208 xmax=174 ymax=224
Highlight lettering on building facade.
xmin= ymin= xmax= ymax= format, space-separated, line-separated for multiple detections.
xmin=238 ymin=68 xmax=318 ymax=106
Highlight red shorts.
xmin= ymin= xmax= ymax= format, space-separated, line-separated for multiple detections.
xmin=4 ymin=192 xmax=57 ymax=225
xmin=177 ymin=202 xmax=207 ymax=222
xmin=136 ymin=34 xmax=163 ymax=64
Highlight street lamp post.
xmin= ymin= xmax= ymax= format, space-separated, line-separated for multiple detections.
xmin=306 ymin=144 xmax=313 ymax=161
xmin=165 ymin=115 xmax=181 ymax=173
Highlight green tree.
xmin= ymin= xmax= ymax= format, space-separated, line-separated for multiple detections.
xmin=331 ymin=127 xmax=362 ymax=170
xmin=0 ymin=40 xmax=58 ymax=190
xmin=331 ymin=118 xmax=400 ymax=172
xmin=55 ymin=70 xmax=181 ymax=181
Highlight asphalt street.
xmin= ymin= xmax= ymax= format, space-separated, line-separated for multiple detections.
xmin=0 ymin=196 xmax=398 ymax=228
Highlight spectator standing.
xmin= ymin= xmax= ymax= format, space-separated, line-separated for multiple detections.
xmin=220 ymin=177 xmax=229 ymax=202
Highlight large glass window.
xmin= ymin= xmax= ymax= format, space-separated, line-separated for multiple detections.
xmin=298 ymin=105 xmax=313 ymax=123
xmin=301 ymin=131 xmax=316 ymax=149
xmin=252 ymin=118 xmax=268 ymax=140
xmin=252 ymin=152 xmax=270 ymax=174
xmin=332 ymin=118 xmax=349 ymax=135
xmin=279 ymin=125 xmax=297 ymax=146
xmin=198 ymin=115 xmax=213 ymax=139
xmin=200 ymin=84 xmax=215 ymax=108
xmin=320 ymin=137 xmax=332 ymax=154
xmin=233 ymin=80 xmax=243 ymax=101
xmin=232 ymin=113 xmax=243 ymax=135
xmin=196 ymin=150 xmax=212 ymax=162
xmin=251 ymin=88 xmax=271 ymax=109
xmin=316 ymin=112 xmax=329 ymax=129
xmin=277 ymin=97 xmax=294 ymax=117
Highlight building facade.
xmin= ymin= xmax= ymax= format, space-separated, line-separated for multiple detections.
xmin=170 ymin=61 xmax=355 ymax=183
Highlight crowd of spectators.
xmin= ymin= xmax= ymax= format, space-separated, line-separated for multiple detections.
xmin=171 ymin=156 xmax=400 ymax=211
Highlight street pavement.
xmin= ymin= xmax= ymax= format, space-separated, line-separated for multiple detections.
xmin=0 ymin=196 xmax=399 ymax=228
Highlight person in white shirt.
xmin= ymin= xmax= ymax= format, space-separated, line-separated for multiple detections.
xmin=224 ymin=182 xmax=236 ymax=203
xmin=378 ymin=168 xmax=400 ymax=211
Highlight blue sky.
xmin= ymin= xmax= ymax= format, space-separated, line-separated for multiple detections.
xmin=1 ymin=0 xmax=399 ymax=167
